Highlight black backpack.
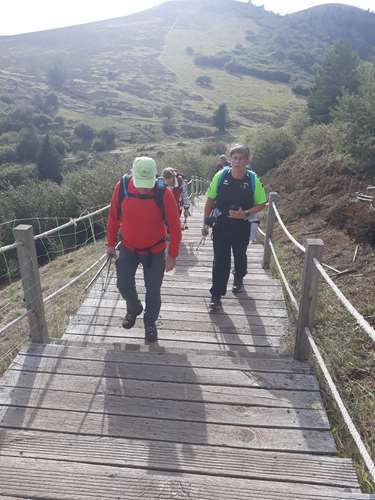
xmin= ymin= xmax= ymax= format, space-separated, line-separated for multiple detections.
xmin=116 ymin=174 xmax=166 ymax=222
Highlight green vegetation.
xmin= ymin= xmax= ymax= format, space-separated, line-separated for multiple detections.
xmin=308 ymin=42 xmax=360 ymax=123
xmin=213 ymin=103 xmax=230 ymax=133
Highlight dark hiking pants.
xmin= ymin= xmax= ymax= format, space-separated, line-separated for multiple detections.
xmin=210 ymin=220 xmax=251 ymax=297
xmin=116 ymin=247 xmax=165 ymax=323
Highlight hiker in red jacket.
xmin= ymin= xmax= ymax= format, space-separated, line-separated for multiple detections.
xmin=106 ymin=157 xmax=181 ymax=343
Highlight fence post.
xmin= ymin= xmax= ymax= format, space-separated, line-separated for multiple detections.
xmin=14 ymin=225 xmax=49 ymax=343
xmin=294 ymin=238 xmax=324 ymax=361
xmin=262 ymin=192 xmax=278 ymax=270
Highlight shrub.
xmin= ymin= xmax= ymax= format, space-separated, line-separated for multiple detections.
xmin=196 ymin=75 xmax=212 ymax=88
xmin=300 ymin=123 xmax=337 ymax=151
xmin=162 ymin=118 xmax=177 ymax=135
xmin=213 ymin=103 xmax=230 ymax=133
xmin=47 ymin=63 xmax=67 ymax=89
xmin=286 ymin=111 xmax=311 ymax=139
xmin=37 ymin=135 xmax=63 ymax=183
xmin=97 ymin=128 xmax=116 ymax=150
xmin=185 ymin=47 xmax=194 ymax=56
xmin=74 ymin=123 xmax=95 ymax=143
xmin=251 ymin=126 xmax=296 ymax=175
xmin=160 ymin=105 xmax=174 ymax=119
xmin=201 ymin=142 xmax=226 ymax=156
xmin=0 ymin=164 xmax=37 ymax=190
xmin=16 ymin=127 xmax=40 ymax=162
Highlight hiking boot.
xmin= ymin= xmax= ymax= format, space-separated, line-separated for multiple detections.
xmin=144 ymin=321 xmax=158 ymax=343
xmin=122 ymin=303 xmax=143 ymax=329
xmin=209 ymin=296 xmax=222 ymax=313
xmin=232 ymin=276 xmax=243 ymax=294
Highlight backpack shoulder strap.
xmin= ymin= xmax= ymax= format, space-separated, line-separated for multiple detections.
xmin=246 ymin=170 xmax=256 ymax=194
xmin=116 ymin=174 xmax=130 ymax=219
xmin=218 ymin=167 xmax=231 ymax=193
xmin=154 ymin=177 xmax=166 ymax=223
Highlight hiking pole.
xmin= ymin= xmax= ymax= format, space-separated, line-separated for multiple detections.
xmin=102 ymin=254 xmax=113 ymax=291
xmin=195 ymin=235 xmax=206 ymax=252
xmin=84 ymin=254 xmax=111 ymax=292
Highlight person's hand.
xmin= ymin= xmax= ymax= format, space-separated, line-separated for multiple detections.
xmin=107 ymin=246 xmax=116 ymax=257
xmin=228 ymin=208 xmax=246 ymax=220
xmin=201 ymin=225 xmax=209 ymax=237
xmin=165 ymin=255 xmax=176 ymax=272
xmin=184 ymin=208 xmax=191 ymax=218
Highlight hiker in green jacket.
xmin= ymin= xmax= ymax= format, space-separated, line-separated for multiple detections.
xmin=202 ymin=144 xmax=267 ymax=311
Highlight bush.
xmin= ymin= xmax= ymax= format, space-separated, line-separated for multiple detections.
xmin=251 ymin=126 xmax=296 ymax=175
xmin=97 ymin=128 xmax=116 ymax=150
xmin=162 ymin=118 xmax=177 ymax=136
xmin=301 ymin=123 xmax=337 ymax=151
xmin=0 ymin=164 xmax=37 ymax=190
xmin=0 ymin=146 xmax=17 ymax=164
xmin=286 ymin=111 xmax=311 ymax=139
xmin=201 ymin=141 xmax=226 ymax=156
xmin=47 ymin=64 xmax=67 ymax=89
xmin=37 ymin=135 xmax=63 ymax=183
xmin=16 ymin=127 xmax=40 ymax=162
xmin=196 ymin=75 xmax=212 ymax=88
xmin=185 ymin=47 xmax=194 ymax=56
xmin=74 ymin=123 xmax=95 ymax=143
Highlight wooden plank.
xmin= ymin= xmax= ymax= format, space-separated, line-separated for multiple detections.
xmin=65 ymin=324 xmax=283 ymax=342
xmin=63 ymin=334 xmax=276 ymax=354
xmin=0 ymin=429 xmax=359 ymax=489
xmin=19 ymin=344 xmax=312 ymax=373
xmin=64 ymin=329 xmax=284 ymax=347
xmin=81 ymin=298 xmax=288 ymax=318
xmin=0 ymin=406 xmax=336 ymax=453
xmin=0 ymin=387 xmax=330 ymax=429
xmin=68 ymin=316 xmax=287 ymax=334
xmin=99 ymin=282 xmax=285 ymax=299
xmin=89 ymin=287 xmax=287 ymax=305
xmin=1 ymin=370 xmax=324 ymax=409
xmin=74 ymin=308 xmax=289 ymax=327
xmin=108 ymin=274 xmax=281 ymax=286
xmin=1 ymin=456 xmax=370 ymax=499
xmin=8 ymin=355 xmax=319 ymax=391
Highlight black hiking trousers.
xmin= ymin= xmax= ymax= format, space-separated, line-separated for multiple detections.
xmin=210 ymin=219 xmax=251 ymax=298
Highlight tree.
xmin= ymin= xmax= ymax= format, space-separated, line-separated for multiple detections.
xmin=196 ymin=75 xmax=212 ymax=88
xmin=16 ymin=127 xmax=40 ymax=162
xmin=47 ymin=64 xmax=67 ymax=89
xmin=74 ymin=123 xmax=95 ymax=143
xmin=251 ymin=127 xmax=296 ymax=175
xmin=332 ymin=62 xmax=375 ymax=172
xmin=98 ymin=128 xmax=116 ymax=150
xmin=37 ymin=134 xmax=63 ymax=183
xmin=213 ymin=103 xmax=230 ymax=133
xmin=308 ymin=42 xmax=360 ymax=123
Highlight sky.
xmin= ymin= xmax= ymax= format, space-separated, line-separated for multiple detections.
xmin=0 ymin=0 xmax=373 ymax=36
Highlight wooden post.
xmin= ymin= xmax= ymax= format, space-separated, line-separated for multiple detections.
xmin=262 ymin=192 xmax=278 ymax=270
xmin=294 ymin=239 xmax=324 ymax=361
xmin=14 ymin=225 xmax=49 ymax=343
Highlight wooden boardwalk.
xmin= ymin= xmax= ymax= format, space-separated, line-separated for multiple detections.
xmin=0 ymin=201 xmax=373 ymax=499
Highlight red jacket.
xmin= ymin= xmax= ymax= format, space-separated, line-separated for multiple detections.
xmin=106 ymin=178 xmax=181 ymax=257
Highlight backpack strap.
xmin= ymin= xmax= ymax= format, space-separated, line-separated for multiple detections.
xmin=246 ymin=169 xmax=256 ymax=194
xmin=217 ymin=167 xmax=231 ymax=194
xmin=117 ymin=175 xmax=166 ymax=223
xmin=116 ymin=174 xmax=130 ymax=219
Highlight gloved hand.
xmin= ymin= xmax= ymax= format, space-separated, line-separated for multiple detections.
xmin=201 ymin=225 xmax=209 ymax=237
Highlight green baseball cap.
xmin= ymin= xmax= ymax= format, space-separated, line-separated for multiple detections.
xmin=132 ymin=157 xmax=157 ymax=189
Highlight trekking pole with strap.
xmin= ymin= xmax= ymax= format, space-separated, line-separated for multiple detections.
xmin=84 ymin=254 xmax=112 ymax=292
xmin=196 ymin=235 xmax=207 ymax=252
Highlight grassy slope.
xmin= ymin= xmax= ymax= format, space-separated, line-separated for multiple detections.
xmin=0 ymin=0 xmax=304 ymax=147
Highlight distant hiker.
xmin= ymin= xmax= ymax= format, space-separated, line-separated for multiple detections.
xmin=162 ymin=168 xmax=191 ymax=219
xmin=214 ymin=154 xmax=231 ymax=175
xmin=106 ymin=157 xmax=181 ymax=342
xmin=202 ymin=144 xmax=267 ymax=311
